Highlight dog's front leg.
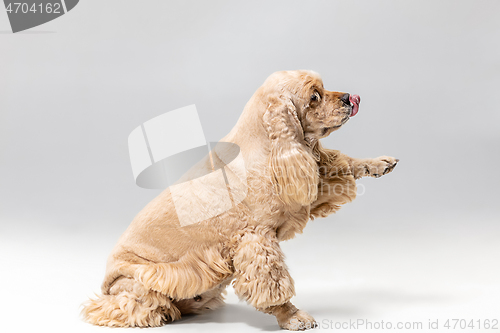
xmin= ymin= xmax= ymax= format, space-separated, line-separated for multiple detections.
xmin=232 ymin=226 xmax=316 ymax=330
xmin=344 ymin=155 xmax=399 ymax=179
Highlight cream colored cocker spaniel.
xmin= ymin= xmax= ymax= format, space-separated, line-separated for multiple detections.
xmin=82 ymin=70 xmax=398 ymax=330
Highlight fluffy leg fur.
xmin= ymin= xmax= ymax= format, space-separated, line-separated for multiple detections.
xmin=81 ymin=277 xmax=181 ymax=327
xmin=133 ymin=246 xmax=233 ymax=300
xmin=310 ymin=144 xmax=357 ymax=219
xmin=232 ymin=226 xmax=304 ymax=328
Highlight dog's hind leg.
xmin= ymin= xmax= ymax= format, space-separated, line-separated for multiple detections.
xmin=133 ymin=246 xmax=233 ymax=300
xmin=232 ymin=226 xmax=316 ymax=330
xmin=81 ymin=277 xmax=181 ymax=327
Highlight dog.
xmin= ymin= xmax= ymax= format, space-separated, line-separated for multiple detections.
xmin=82 ymin=70 xmax=398 ymax=330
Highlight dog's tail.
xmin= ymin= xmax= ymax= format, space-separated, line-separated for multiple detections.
xmin=81 ymin=290 xmax=181 ymax=327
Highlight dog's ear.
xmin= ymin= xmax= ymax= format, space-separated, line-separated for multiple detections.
xmin=263 ymin=95 xmax=318 ymax=205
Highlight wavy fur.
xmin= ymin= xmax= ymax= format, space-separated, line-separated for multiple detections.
xmin=82 ymin=70 xmax=397 ymax=330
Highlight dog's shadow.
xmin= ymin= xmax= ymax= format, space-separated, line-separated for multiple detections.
xmin=170 ymin=302 xmax=279 ymax=331
xmin=168 ymin=288 xmax=451 ymax=331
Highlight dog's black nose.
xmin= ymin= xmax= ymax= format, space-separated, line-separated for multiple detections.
xmin=340 ymin=93 xmax=350 ymax=105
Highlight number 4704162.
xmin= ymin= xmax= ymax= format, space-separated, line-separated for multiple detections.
xmin=444 ymin=319 xmax=498 ymax=330
xmin=5 ymin=2 xmax=62 ymax=14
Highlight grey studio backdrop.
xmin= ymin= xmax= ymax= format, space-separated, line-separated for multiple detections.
xmin=1 ymin=1 xmax=499 ymax=332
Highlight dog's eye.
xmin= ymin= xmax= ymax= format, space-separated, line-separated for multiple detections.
xmin=310 ymin=94 xmax=318 ymax=101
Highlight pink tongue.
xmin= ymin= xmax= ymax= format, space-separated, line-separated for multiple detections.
xmin=349 ymin=94 xmax=360 ymax=117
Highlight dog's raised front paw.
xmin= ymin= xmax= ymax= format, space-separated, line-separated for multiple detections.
xmin=369 ymin=156 xmax=399 ymax=178
xmin=279 ymin=310 xmax=317 ymax=331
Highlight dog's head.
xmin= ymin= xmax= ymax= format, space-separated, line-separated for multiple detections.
xmin=261 ymin=70 xmax=360 ymax=143
xmin=259 ymin=70 xmax=360 ymax=206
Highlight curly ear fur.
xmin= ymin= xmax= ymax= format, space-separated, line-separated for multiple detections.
xmin=263 ymin=95 xmax=318 ymax=206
